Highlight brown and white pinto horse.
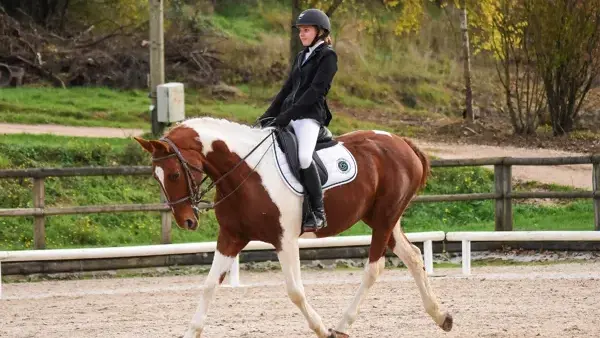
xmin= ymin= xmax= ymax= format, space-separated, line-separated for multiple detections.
xmin=134 ymin=117 xmax=452 ymax=338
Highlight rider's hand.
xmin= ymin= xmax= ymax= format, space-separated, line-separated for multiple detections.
xmin=274 ymin=114 xmax=290 ymax=127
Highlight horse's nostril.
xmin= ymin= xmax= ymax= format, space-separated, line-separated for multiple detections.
xmin=185 ymin=219 xmax=194 ymax=228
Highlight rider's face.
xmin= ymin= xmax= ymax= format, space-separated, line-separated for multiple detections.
xmin=298 ymin=25 xmax=318 ymax=46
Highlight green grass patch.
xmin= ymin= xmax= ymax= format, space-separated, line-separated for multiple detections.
xmin=0 ymin=87 xmax=150 ymax=128
xmin=0 ymin=133 xmax=148 ymax=168
xmin=0 ymin=86 xmax=405 ymax=135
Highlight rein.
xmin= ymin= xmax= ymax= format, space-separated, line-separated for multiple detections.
xmin=152 ymin=130 xmax=275 ymax=213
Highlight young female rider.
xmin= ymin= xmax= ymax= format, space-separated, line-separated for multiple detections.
xmin=257 ymin=8 xmax=337 ymax=233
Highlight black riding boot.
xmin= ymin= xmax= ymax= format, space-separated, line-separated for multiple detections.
xmin=300 ymin=162 xmax=326 ymax=232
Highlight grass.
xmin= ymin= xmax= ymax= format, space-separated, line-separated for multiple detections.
xmin=0 ymin=135 xmax=594 ymax=250
xmin=0 ymin=87 xmax=150 ymax=128
xmin=0 ymin=85 xmax=425 ymax=137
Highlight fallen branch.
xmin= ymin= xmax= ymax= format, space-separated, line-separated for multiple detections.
xmin=14 ymin=55 xmax=65 ymax=88
xmin=18 ymin=37 xmax=38 ymax=63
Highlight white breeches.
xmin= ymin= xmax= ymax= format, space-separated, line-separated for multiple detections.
xmin=290 ymin=118 xmax=320 ymax=169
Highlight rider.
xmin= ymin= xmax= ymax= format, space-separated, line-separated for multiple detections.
xmin=257 ymin=8 xmax=338 ymax=233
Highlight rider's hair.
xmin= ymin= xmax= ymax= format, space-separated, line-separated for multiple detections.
xmin=319 ymin=28 xmax=332 ymax=45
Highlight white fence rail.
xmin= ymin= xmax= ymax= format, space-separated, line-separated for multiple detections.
xmin=0 ymin=232 xmax=445 ymax=299
xmin=3 ymin=230 xmax=600 ymax=299
xmin=446 ymin=231 xmax=600 ymax=275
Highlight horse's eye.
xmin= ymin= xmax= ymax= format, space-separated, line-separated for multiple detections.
xmin=169 ymin=172 xmax=181 ymax=181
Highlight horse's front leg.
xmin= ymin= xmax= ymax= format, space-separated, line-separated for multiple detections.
xmin=183 ymin=236 xmax=248 ymax=338
xmin=277 ymin=238 xmax=344 ymax=337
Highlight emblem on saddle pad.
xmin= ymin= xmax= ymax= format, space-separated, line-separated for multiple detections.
xmin=336 ymin=158 xmax=350 ymax=173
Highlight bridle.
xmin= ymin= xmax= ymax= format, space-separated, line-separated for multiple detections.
xmin=151 ymin=129 xmax=275 ymax=217
xmin=152 ymin=137 xmax=209 ymax=212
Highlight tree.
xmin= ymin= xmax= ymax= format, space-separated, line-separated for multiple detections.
xmin=1 ymin=0 xmax=70 ymax=29
xmin=290 ymin=0 xmax=303 ymax=62
xmin=525 ymin=0 xmax=600 ymax=135
xmin=487 ymin=0 xmax=545 ymax=135
xmin=458 ymin=0 xmax=473 ymax=122
xmin=394 ymin=0 xmax=495 ymax=123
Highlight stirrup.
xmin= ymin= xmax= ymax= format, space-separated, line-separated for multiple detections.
xmin=302 ymin=211 xmax=326 ymax=232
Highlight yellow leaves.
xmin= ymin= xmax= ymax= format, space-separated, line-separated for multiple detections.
xmin=393 ymin=0 xmax=425 ymax=35
xmin=384 ymin=0 xmax=401 ymax=7
xmin=71 ymin=0 xmax=149 ymax=31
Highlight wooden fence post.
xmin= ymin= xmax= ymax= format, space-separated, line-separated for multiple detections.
xmin=160 ymin=191 xmax=172 ymax=244
xmin=494 ymin=164 xmax=513 ymax=231
xmin=594 ymin=162 xmax=599 ymax=231
xmin=33 ymin=178 xmax=45 ymax=249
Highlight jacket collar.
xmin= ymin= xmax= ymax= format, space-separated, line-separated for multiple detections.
xmin=300 ymin=41 xmax=326 ymax=68
xmin=307 ymin=40 xmax=325 ymax=57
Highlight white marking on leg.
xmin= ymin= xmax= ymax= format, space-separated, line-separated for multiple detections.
xmin=336 ymin=256 xmax=385 ymax=333
xmin=183 ymin=250 xmax=235 ymax=338
xmin=277 ymin=239 xmax=329 ymax=337
xmin=373 ymin=130 xmax=392 ymax=137
xmin=391 ymin=222 xmax=447 ymax=326
xmin=299 ymin=232 xmax=317 ymax=239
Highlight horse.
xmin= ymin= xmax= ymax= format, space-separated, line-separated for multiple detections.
xmin=134 ymin=116 xmax=453 ymax=338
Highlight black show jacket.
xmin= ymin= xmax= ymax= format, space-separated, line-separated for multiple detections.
xmin=261 ymin=43 xmax=338 ymax=127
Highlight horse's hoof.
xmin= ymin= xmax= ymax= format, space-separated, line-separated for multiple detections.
xmin=327 ymin=329 xmax=349 ymax=338
xmin=440 ymin=313 xmax=453 ymax=332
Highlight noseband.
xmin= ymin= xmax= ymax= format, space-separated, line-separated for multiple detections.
xmin=151 ymin=130 xmax=274 ymax=214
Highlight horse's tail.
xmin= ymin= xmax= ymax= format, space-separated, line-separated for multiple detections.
xmin=402 ymin=137 xmax=430 ymax=190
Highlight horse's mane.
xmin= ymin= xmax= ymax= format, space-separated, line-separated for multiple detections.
xmin=173 ymin=116 xmax=271 ymax=136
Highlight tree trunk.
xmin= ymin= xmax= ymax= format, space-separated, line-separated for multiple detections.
xmin=290 ymin=0 xmax=303 ymax=66
xmin=460 ymin=0 xmax=474 ymax=122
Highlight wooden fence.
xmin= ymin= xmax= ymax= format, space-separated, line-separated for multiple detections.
xmin=1 ymin=155 xmax=599 ymax=249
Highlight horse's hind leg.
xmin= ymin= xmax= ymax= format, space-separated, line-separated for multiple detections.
xmin=335 ymin=229 xmax=390 ymax=335
xmin=389 ymin=220 xmax=453 ymax=332
xmin=183 ymin=234 xmax=248 ymax=338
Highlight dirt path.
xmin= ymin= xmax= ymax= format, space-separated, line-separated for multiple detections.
xmin=416 ymin=139 xmax=593 ymax=189
xmin=0 ymin=123 xmax=592 ymax=189
xmin=0 ymin=123 xmax=145 ymax=138
xmin=2 ymin=263 xmax=600 ymax=338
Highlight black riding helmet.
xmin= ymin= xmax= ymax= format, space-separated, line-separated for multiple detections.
xmin=293 ymin=8 xmax=331 ymax=46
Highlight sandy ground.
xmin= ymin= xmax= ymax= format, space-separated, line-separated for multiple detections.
xmin=0 ymin=122 xmax=593 ymax=190
xmin=2 ymin=263 xmax=600 ymax=338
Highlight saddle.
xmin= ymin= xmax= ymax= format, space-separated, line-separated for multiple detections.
xmin=274 ymin=125 xmax=338 ymax=185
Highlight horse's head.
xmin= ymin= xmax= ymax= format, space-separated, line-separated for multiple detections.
xmin=134 ymin=135 xmax=206 ymax=231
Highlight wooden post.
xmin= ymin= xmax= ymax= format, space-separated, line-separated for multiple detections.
xmin=160 ymin=191 xmax=172 ymax=244
xmin=33 ymin=178 xmax=45 ymax=249
xmin=494 ymin=164 xmax=513 ymax=231
xmin=149 ymin=0 xmax=165 ymax=137
xmin=503 ymin=165 xmax=513 ymax=231
xmin=594 ymin=162 xmax=600 ymax=230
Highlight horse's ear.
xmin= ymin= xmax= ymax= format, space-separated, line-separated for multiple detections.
xmin=149 ymin=139 xmax=171 ymax=153
xmin=134 ymin=136 xmax=154 ymax=153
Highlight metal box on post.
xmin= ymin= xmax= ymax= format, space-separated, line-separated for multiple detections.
xmin=157 ymin=82 xmax=185 ymax=123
